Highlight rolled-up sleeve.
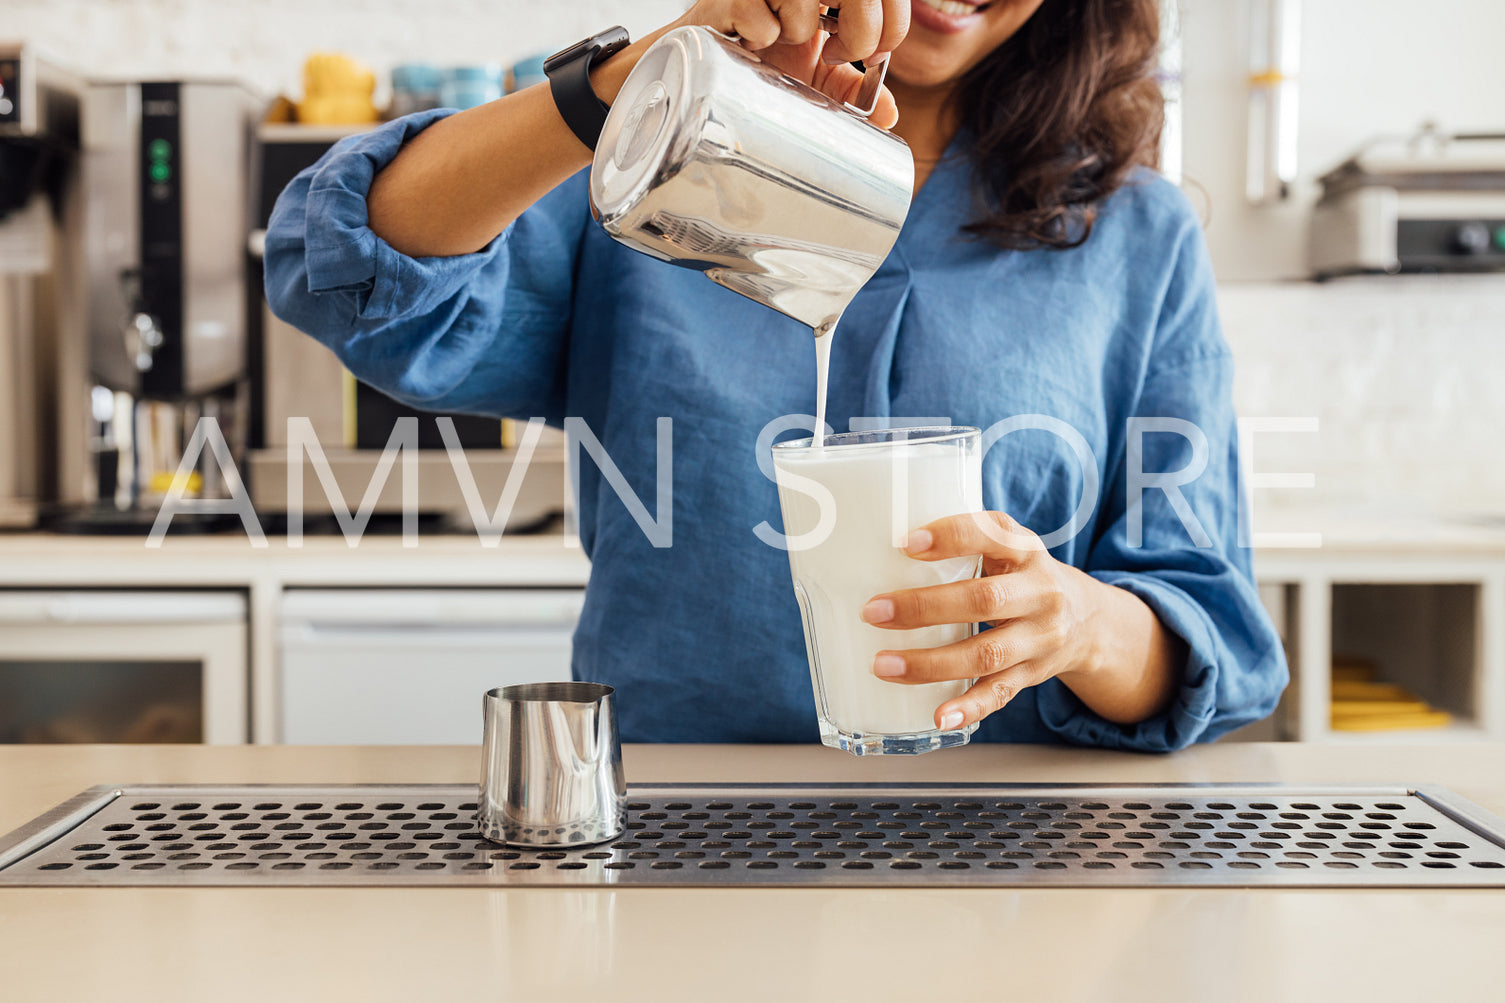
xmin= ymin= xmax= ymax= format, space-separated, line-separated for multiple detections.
xmin=1036 ymin=221 xmax=1288 ymax=752
xmin=264 ymin=109 xmax=587 ymax=420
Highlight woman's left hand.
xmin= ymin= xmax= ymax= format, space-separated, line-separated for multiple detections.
xmin=860 ymin=511 xmax=1164 ymax=732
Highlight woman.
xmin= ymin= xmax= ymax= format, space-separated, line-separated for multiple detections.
xmin=266 ymin=0 xmax=1286 ymax=749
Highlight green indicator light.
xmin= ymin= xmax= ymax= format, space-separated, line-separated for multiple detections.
xmin=148 ymin=139 xmax=172 ymax=160
xmin=1494 ymin=227 xmax=1505 ymax=252
xmin=149 ymin=162 xmax=171 ymax=183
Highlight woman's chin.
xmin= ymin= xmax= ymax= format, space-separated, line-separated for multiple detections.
xmin=887 ymin=52 xmax=971 ymax=91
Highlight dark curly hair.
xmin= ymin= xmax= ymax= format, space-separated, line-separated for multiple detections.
xmin=955 ymin=0 xmax=1165 ymax=249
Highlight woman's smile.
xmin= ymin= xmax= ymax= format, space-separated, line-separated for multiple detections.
xmin=912 ymin=0 xmax=993 ymax=35
xmin=891 ymin=0 xmax=1046 ymax=89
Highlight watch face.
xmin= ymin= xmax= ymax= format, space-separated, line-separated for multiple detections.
xmin=546 ymin=26 xmax=631 ymax=72
xmin=544 ymin=40 xmax=590 ymax=72
xmin=598 ymin=25 xmax=632 ymax=56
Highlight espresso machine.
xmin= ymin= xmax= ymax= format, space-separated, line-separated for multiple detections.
xmin=51 ymin=78 xmax=260 ymax=531
xmin=0 ymin=43 xmax=87 ymax=528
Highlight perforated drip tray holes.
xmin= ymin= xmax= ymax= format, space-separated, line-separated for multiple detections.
xmin=2 ymin=784 xmax=1504 ymax=888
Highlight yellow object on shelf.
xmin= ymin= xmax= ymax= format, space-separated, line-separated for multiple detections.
xmin=1330 ymin=710 xmax=1453 ymax=732
xmin=297 ymin=52 xmax=379 ymax=125
xmin=1331 ymin=699 xmax=1434 ymax=717
xmin=1329 ymin=656 xmax=1453 ymax=732
xmin=147 ymin=470 xmax=203 ymax=496
xmin=1331 ymin=680 xmax=1414 ymax=701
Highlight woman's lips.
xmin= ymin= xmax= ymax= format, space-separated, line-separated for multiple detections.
xmin=911 ymin=0 xmax=991 ymax=34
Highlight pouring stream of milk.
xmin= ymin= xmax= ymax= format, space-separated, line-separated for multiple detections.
xmin=812 ymin=320 xmax=836 ymax=450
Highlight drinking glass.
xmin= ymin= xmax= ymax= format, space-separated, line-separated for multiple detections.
xmin=771 ymin=426 xmax=983 ymax=755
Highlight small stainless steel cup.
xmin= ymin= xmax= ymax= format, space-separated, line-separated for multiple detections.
xmin=478 ymin=682 xmax=626 ymax=848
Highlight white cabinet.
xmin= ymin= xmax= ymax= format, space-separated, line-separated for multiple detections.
xmin=0 ymin=591 xmax=248 ymax=743
xmin=277 ymin=589 xmax=583 ymax=745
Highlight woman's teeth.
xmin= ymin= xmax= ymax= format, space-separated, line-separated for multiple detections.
xmin=919 ymin=0 xmax=984 ymax=16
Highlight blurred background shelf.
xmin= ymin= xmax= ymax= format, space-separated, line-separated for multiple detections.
xmin=1256 ymin=547 xmax=1505 ymax=743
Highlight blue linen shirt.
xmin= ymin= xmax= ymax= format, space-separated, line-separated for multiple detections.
xmin=265 ymin=109 xmax=1288 ymax=751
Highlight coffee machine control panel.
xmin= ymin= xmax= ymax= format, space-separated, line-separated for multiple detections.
xmin=136 ymin=83 xmax=183 ymax=397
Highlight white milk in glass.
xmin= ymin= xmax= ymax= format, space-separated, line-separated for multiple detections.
xmin=772 ymin=429 xmax=983 ymax=754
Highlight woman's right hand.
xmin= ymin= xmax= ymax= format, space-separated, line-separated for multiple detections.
xmin=370 ymin=1 xmax=908 ymax=257
xmin=669 ymin=0 xmax=909 ymax=128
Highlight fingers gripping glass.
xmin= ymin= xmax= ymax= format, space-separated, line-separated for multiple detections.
xmin=772 ymin=427 xmax=985 ymax=756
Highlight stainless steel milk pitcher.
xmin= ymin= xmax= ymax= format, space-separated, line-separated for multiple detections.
xmin=479 ymin=682 xmax=626 ymax=848
xmin=589 ymin=24 xmax=915 ymax=336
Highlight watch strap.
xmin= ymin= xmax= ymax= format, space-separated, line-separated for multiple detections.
xmin=544 ymin=26 xmax=630 ymax=152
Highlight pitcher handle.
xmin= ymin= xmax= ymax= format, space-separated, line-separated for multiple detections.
xmin=817 ymin=11 xmax=890 ymax=118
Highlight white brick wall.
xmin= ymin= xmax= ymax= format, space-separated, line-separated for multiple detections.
xmin=1221 ymin=277 xmax=1505 ymax=518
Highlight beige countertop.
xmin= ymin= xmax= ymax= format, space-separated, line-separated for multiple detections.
xmin=1251 ymin=507 xmax=1505 ymax=564
xmin=2 ymin=742 xmax=1503 ymax=1002
xmin=0 ymin=532 xmax=592 ymax=587
xmin=6 ymin=509 xmax=1505 ymax=580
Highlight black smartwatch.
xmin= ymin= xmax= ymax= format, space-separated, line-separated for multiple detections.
xmin=544 ymin=25 xmax=632 ymax=151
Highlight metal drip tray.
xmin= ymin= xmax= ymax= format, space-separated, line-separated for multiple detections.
xmin=3 ymin=783 xmax=1504 ymax=888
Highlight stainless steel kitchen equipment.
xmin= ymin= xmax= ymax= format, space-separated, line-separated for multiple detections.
xmin=3 ymin=783 xmax=1504 ymax=887
xmin=0 ymin=43 xmax=87 ymax=527
xmin=479 ymin=682 xmax=626 ymax=848
xmin=590 ymin=24 xmax=914 ymax=337
xmin=0 ymin=591 xmax=247 ymax=744
xmin=277 ymin=588 xmax=582 ymax=744
xmin=247 ymin=123 xmax=568 ymax=532
xmin=85 ymin=81 xmax=258 ymax=401
xmin=1309 ymin=125 xmax=1505 ymax=278
xmin=55 ymin=79 xmax=260 ymax=528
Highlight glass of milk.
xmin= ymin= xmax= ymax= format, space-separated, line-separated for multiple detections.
xmin=771 ymin=426 xmax=983 ymax=755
